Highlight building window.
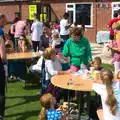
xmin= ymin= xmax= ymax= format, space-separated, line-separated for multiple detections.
xmin=112 ymin=2 xmax=120 ymax=18
xmin=66 ymin=3 xmax=93 ymax=27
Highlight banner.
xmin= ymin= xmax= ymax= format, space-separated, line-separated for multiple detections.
xmin=29 ymin=5 xmax=37 ymax=20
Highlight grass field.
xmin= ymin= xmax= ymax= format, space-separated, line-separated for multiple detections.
xmin=4 ymin=64 xmax=114 ymax=120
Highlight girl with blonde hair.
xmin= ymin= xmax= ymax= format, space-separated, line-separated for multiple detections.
xmin=51 ymin=32 xmax=64 ymax=53
xmin=92 ymin=69 xmax=120 ymax=120
xmin=39 ymin=93 xmax=67 ymax=120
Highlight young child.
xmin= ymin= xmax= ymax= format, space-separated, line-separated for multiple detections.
xmin=92 ymin=57 xmax=103 ymax=71
xmin=92 ymin=69 xmax=120 ymax=120
xmin=18 ymin=36 xmax=31 ymax=52
xmin=51 ymin=32 xmax=64 ymax=53
xmin=39 ymin=93 xmax=67 ymax=120
xmin=42 ymin=47 xmax=67 ymax=82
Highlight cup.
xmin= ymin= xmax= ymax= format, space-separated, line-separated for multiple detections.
xmin=90 ymin=67 xmax=95 ymax=76
xmin=93 ymin=71 xmax=101 ymax=80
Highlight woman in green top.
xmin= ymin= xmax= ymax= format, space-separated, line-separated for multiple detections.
xmin=62 ymin=27 xmax=92 ymax=72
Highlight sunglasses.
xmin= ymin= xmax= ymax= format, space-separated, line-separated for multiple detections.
xmin=20 ymin=39 xmax=24 ymax=40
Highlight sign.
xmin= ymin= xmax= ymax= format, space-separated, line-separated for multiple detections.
xmin=112 ymin=2 xmax=120 ymax=18
xmin=29 ymin=5 xmax=37 ymax=20
xmin=40 ymin=14 xmax=47 ymax=22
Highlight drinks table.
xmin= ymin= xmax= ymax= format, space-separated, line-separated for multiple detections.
xmin=51 ymin=73 xmax=93 ymax=120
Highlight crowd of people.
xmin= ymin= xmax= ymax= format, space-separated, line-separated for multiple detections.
xmin=0 ymin=10 xmax=120 ymax=120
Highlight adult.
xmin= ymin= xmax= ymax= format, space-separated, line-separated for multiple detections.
xmin=108 ymin=11 xmax=120 ymax=47
xmin=62 ymin=27 xmax=92 ymax=72
xmin=60 ymin=12 xmax=72 ymax=40
xmin=14 ymin=12 xmax=20 ymax=22
xmin=31 ymin=16 xmax=43 ymax=52
xmin=0 ymin=14 xmax=7 ymax=120
xmin=8 ymin=18 xmax=20 ymax=48
xmin=14 ymin=19 xmax=30 ymax=52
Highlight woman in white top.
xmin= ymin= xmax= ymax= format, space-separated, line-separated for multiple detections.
xmin=92 ymin=69 xmax=120 ymax=120
xmin=60 ymin=12 xmax=72 ymax=40
xmin=31 ymin=18 xmax=43 ymax=52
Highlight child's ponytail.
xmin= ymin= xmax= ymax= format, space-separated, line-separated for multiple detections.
xmin=101 ymin=69 xmax=117 ymax=115
xmin=39 ymin=108 xmax=47 ymax=120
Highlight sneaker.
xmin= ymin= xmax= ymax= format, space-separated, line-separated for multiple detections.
xmin=36 ymin=91 xmax=42 ymax=96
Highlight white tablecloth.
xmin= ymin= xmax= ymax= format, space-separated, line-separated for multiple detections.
xmin=96 ymin=31 xmax=110 ymax=43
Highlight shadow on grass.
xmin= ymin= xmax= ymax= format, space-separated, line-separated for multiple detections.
xmin=5 ymin=110 xmax=40 ymax=120
xmin=6 ymin=95 xmax=40 ymax=109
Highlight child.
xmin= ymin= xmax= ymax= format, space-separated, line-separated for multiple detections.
xmin=92 ymin=57 xmax=103 ymax=71
xmin=92 ymin=69 xmax=120 ymax=120
xmin=39 ymin=93 xmax=67 ymax=120
xmin=51 ymin=32 xmax=64 ymax=53
xmin=36 ymin=48 xmax=70 ymax=96
xmin=42 ymin=47 xmax=67 ymax=82
xmin=18 ymin=36 xmax=31 ymax=52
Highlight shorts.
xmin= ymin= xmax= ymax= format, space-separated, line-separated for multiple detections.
xmin=109 ymin=34 xmax=114 ymax=40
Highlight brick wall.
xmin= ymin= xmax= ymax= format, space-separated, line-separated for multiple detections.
xmin=0 ymin=4 xmax=19 ymax=33
xmin=50 ymin=3 xmax=112 ymax=42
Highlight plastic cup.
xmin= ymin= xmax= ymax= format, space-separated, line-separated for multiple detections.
xmin=93 ymin=71 xmax=101 ymax=80
xmin=90 ymin=67 xmax=95 ymax=76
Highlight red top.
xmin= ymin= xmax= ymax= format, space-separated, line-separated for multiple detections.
xmin=108 ymin=18 xmax=120 ymax=36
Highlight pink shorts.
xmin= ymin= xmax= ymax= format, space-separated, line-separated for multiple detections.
xmin=70 ymin=65 xmax=80 ymax=72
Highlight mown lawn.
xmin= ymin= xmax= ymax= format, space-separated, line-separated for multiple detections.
xmin=5 ymin=75 xmax=41 ymax=120
xmin=4 ymin=64 xmax=114 ymax=120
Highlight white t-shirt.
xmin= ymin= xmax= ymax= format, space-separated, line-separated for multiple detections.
xmin=60 ymin=19 xmax=68 ymax=35
xmin=45 ymin=59 xmax=62 ymax=80
xmin=31 ymin=21 xmax=43 ymax=41
xmin=92 ymin=82 xmax=120 ymax=120
xmin=29 ymin=57 xmax=43 ymax=73
xmin=51 ymin=38 xmax=63 ymax=49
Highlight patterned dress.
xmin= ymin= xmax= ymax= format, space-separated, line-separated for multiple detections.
xmin=47 ymin=109 xmax=62 ymax=120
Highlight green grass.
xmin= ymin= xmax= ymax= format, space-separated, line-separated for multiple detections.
xmin=5 ymin=64 xmax=114 ymax=120
xmin=5 ymin=76 xmax=42 ymax=120
xmin=102 ymin=63 xmax=114 ymax=71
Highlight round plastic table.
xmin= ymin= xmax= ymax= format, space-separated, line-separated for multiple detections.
xmin=51 ymin=73 xmax=93 ymax=120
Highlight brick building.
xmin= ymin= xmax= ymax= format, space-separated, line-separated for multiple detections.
xmin=0 ymin=0 xmax=119 ymax=42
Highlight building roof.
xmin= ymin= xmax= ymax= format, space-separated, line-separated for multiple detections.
xmin=0 ymin=0 xmax=28 ymax=2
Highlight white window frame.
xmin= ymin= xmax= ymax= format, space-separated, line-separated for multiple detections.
xmin=66 ymin=2 xmax=93 ymax=28
xmin=112 ymin=2 xmax=120 ymax=19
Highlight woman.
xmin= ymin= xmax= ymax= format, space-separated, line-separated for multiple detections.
xmin=0 ymin=36 xmax=6 ymax=119
xmin=62 ymin=27 xmax=92 ymax=72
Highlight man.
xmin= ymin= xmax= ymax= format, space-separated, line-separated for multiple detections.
xmin=31 ymin=16 xmax=43 ymax=51
xmin=14 ymin=19 xmax=30 ymax=51
xmin=0 ymin=14 xmax=7 ymax=120
xmin=60 ymin=12 xmax=72 ymax=40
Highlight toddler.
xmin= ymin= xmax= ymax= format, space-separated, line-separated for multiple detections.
xmin=51 ymin=32 xmax=64 ymax=53
xmin=92 ymin=57 xmax=103 ymax=71
xmin=39 ymin=93 xmax=67 ymax=120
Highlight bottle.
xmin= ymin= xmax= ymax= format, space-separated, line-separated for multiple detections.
xmin=80 ymin=62 xmax=86 ymax=72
